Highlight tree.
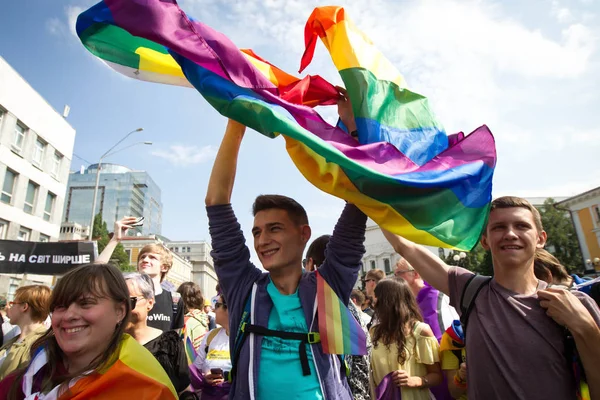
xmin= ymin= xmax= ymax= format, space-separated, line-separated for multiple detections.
xmin=538 ymin=198 xmax=583 ymax=273
xmin=443 ymin=243 xmax=494 ymax=276
xmin=92 ymin=214 xmax=135 ymax=272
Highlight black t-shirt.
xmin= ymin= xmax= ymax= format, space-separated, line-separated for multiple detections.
xmin=147 ymin=290 xmax=184 ymax=332
xmin=144 ymin=330 xmax=190 ymax=393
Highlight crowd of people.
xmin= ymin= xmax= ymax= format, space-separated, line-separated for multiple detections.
xmin=0 ymin=96 xmax=598 ymax=399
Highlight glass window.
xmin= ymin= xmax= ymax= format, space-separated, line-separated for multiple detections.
xmin=384 ymin=258 xmax=391 ymax=273
xmin=13 ymin=123 xmax=26 ymax=150
xmin=39 ymin=234 xmax=50 ymax=242
xmin=370 ymin=260 xmax=376 ymax=270
xmin=17 ymin=228 xmax=31 ymax=241
xmin=1 ymin=169 xmax=17 ymax=204
xmin=0 ymin=219 xmax=7 ymax=240
xmin=187 ymin=247 xmax=191 ymax=252
xmin=51 ymin=152 xmax=62 ymax=178
xmin=24 ymin=181 xmax=39 ymax=214
xmin=33 ymin=139 xmax=45 ymax=167
xmin=594 ymin=205 xmax=600 ymax=223
xmin=44 ymin=192 xmax=56 ymax=222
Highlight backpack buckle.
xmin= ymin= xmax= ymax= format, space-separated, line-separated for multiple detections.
xmin=307 ymin=332 xmax=320 ymax=344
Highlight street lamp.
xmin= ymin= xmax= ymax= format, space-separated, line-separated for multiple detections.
xmin=453 ymin=252 xmax=467 ymax=265
xmin=585 ymin=257 xmax=600 ymax=271
xmin=87 ymin=128 xmax=149 ymax=240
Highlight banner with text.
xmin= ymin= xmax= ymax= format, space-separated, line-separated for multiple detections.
xmin=0 ymin=240 xmax=98 ymax=275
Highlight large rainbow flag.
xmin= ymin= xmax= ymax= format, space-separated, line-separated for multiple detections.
xmin=22 ymin=334 xmax=177 ymax=399
xmin=316 ymin=271 xmax=366 ymax=355
xmin=77 ymin=1 xmax=496 ymax=251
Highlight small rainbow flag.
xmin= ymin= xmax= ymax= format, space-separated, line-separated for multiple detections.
xmin=316 ymin=271 xmax=366 ymax=355
xmin=184 ymin=333 xmax=197 ymax=365
xmin=76 ymin=1 xmax=496 ymax=251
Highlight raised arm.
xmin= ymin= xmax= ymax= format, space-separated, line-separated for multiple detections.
xmin=381 ymin=229 xmax=451 ymax=296
xmin=95 ymin=216 xmax=138 ymax=264
xmin=205 ymin=119 xmax=246 ymax=206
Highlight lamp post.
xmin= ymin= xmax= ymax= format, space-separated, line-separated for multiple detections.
xmin=453 ymin=251 xmax=467 ymax=266
xmin=87 ymin=128 xmax=149 ymax=240
xmin=585 ymin=257 xmax=600 ymax=272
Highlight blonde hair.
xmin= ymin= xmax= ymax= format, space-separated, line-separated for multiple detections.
xmin=137 ymin=244 xmax=172 ymax=282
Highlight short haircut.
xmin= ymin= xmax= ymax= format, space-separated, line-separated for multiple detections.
xmin=123 ymin=273 xmax=155 ymax=300
xmin=137 ymin=244 xmax=173 ymax=282
xmin=306 ymin=235 xmax=331 ymax=269
xmin=350 ymin=289 xmax=365 ymax=305
xmin=534 ymin=249 xmax=570 ymax=283
xmin=366 ymin=269 xmax=385 ymax=283
xmin=177 ymin=281 xmax=204 ymax=313
xmin=14 ymin=285 xmax=51 ymax=323
xmin=488 ymin=196 xmax=543 ymax=232
xmin=395 ymin=258 xmax=414 ymax=271
xmin=252 ymin=194 xmax=309 ymax=226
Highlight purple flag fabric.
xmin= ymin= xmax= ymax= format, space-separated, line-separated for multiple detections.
xmin=416 ymin=282 xmax=444 ymax=341
xmin=375 ymin=372 xmax=402 ymax=400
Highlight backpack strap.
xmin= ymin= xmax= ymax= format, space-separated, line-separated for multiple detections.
xmin=228 ymin=292 xmax=253 ymax=383
xmin=459 ymin=274 xmax=492 ymax=339
xmin=204 ymin=327 xmax=223 ymax=355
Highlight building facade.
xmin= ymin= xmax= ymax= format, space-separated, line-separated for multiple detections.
xmin=556 ymin=188 xmax=600 ymax=272
xmin=168 ymin=241 xmax=218 ymax=300
xmin=119 ymin=236 xmax=193 ymax=288
xmin=0 ymin=56 xmax=76 ymax=295
xmin=63 ymin=163 xmax=162 ymax=236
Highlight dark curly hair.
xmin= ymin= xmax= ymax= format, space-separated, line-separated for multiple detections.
xmin=372 ymin=279 xmax=423 ymax=365
xmin=177 ymin=282 xmax=205 ymax=314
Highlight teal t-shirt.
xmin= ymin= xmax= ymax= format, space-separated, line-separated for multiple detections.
xmin=256 ymin=281 xmax=323 ymax=400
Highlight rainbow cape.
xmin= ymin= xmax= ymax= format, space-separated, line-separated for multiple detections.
xmin=77 ymin=1 xmax=497 ymax=251
xmin=316 ymin=271 xmax=366 ymax=355
xmin=23 ymin=334 xmax=177 ymax=399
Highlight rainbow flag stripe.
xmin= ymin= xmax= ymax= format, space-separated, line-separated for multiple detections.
xmin=316 ymin=271 xmax=366 ymax=355
xmin=76 ymin=1 xmax=496 ymax=251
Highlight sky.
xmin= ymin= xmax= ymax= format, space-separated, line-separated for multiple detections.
xmin=1 ymin=0 xmax=599 ymax=253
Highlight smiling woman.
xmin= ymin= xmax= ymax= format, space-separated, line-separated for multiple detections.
xmin=0 ymin=264 xmax=178 ymax=400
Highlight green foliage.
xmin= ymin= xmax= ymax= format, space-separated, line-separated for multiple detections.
xmin=92 ymin=213 xmax=132 ymax=272
xmin=539 ymin=198 xmax=583 ymax=272
xmin=443 ymin=243 xmax=493 ymax=276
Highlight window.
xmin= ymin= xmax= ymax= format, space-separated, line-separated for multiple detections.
xmin=594 ymin=205 xmax=600 ymax=223
xmin=43 ymin=192 xmax=56 ymax=222
xmin=187 ymin=247 xmax=191 ymax=252
xmin=370 ymin=260 xmax=376 ymax=270
xmin=51 ymin=152 xmax=62 ymax=178
xmin=181 ymin=247 xmax=186 ymax=253
xmin=24 ymin=181 xmax=39 ymax=214
xmin=12 ymin=123 xmax=26 ymax=151
xmin=1 ymin=169 xmax=17 ymax=204
xmin=384 ymin=258 xmax=391 ymax=273
xmin=0 ymin=219 xmax=7 ymax=239
xmin=17 ymin=228 xmax=31 ymax=241
xmin=39 ymin=234 xmax=50 ymax=242
xmin=33 ymin=139 xmax=45 ymax=167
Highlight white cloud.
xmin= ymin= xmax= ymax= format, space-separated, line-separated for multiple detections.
xmin=46 ymin=18 xmax=66 ymax=36
xmin=152 ymin=145 xmax=218 ymax=166
xmin=551 ymin=1 xmax=574 ymax=23
xmin=66 ymin=6 xmax=85 ymax=38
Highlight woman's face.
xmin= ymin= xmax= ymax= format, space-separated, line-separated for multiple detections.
xmin=214 ymin=296 xmax=228 ymax=327
xmin=52 ymin=291 xmax=125 ymax=368
xmin=126 ymin=280 xmax=154 ymax=328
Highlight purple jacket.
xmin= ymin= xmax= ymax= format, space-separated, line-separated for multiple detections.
xmin=207 ymin=203 xmax=367 ymax=400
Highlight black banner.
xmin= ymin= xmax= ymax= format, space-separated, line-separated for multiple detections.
xmin=0 ymin=240 xmax=98 ymax=275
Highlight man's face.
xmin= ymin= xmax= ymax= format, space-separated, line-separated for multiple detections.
xmin=394 ymin=261 xmax=416 ymax=285
xmin=252 ymin=208 xmax=310 ymax=272
xmin=481 ymin=207 xmax=547 ymax=269
xmin=364 ymin=278 xmax=377 ymax=298
xmin=137 ymin=252 xmax=166 ymax=279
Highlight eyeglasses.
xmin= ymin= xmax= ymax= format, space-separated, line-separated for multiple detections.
xmin=215 ymin=302 xmax=227 ymax=310
xmin=129 ymin=296 xmax=144 ymax=309
xmin=394 ymin=270 xmax=415 ymax=276
xmin=8 ymin=301 xmax=25 ymax=307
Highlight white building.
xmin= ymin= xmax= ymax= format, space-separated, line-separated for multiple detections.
xmin=58 ymin=221 xmax=89 ymax=241
xmin=0 ymin=57 xmax=75 ymax=295
xmin=167 ymin=241 xmax=218 ymax=300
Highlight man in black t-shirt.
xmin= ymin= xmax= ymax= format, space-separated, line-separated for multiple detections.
xmin=137 ymin=243 xmax=184 ymax=331
xmin=98 ymin=218 xmax=184 ymax=332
